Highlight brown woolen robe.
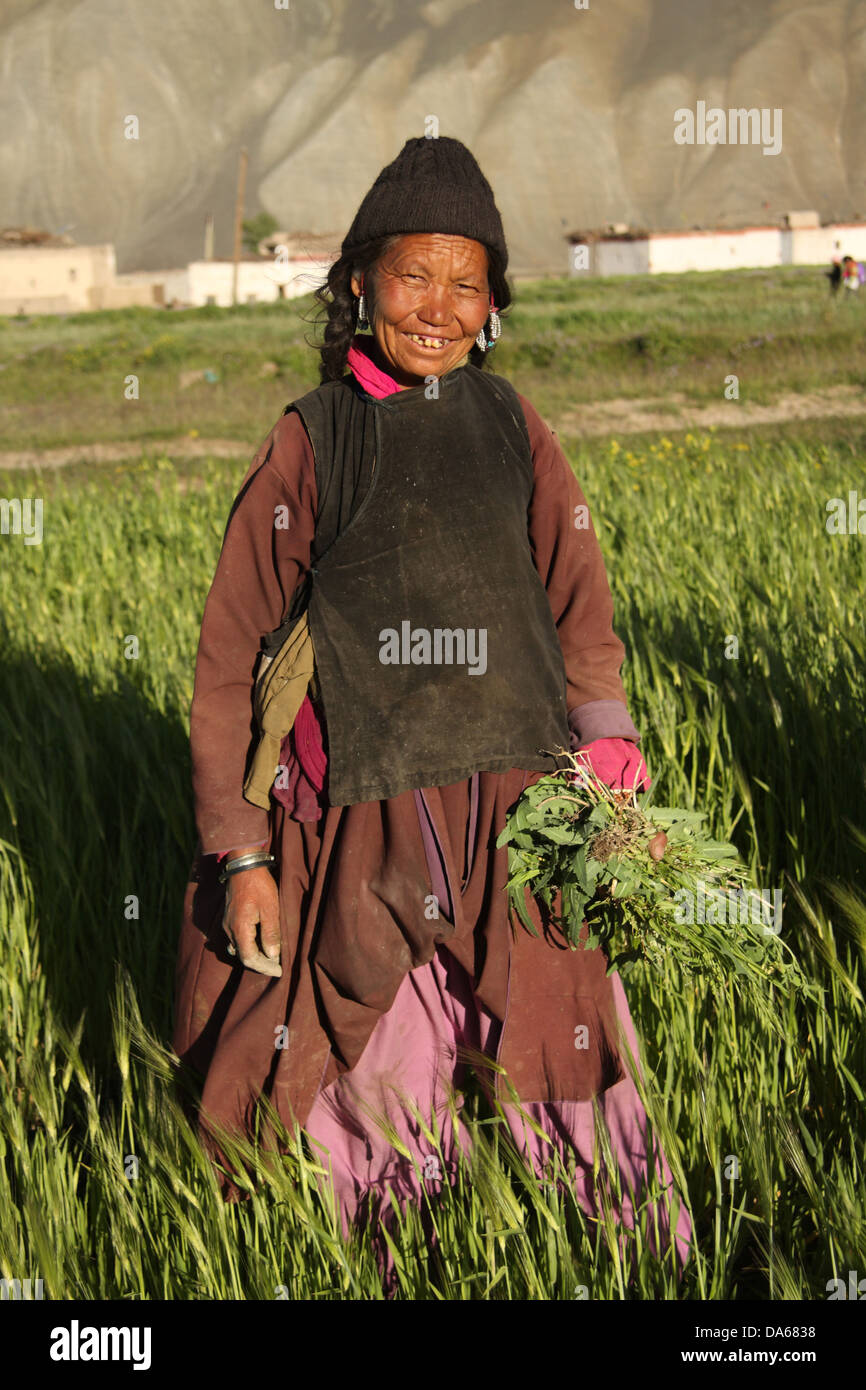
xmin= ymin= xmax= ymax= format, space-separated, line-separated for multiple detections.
xmin=173 ymin=381 xmax=641 ymax=1148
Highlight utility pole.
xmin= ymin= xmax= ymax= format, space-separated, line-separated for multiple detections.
xmin=231 ymin=147 xmax=248 ymax=306
xmin=203 ymin=212 xmax=214 ymax=261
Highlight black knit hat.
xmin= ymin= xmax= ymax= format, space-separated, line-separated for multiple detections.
xmin=341 ymin=136 xmax=508 ymax=271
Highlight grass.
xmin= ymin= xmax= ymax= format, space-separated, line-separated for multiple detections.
xmin=1 ymin=265 xmax=865 ymax=451
xmin=1 ymin=273 xmax=865 ymax=1299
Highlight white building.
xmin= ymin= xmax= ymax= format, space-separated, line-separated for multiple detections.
xmin=0 ymin=241 xmax=333 ymax=316
xmin=0 ymin=243 xmax=156 ymax=315
xmin=116 ymin=255 xmax=332 ymax=309
xmin=568 ymin=215 xmax=866 ymax=278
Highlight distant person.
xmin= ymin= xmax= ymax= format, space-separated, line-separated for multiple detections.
xmin=826 ymin=255 xmax=863 ymax=295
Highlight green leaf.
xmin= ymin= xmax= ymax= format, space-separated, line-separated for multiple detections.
xmin=647 ymin=807 xmax=707 ymax=827
xmin=572 ymin=844 xmax=590 ymax=895
xmin=587 ymin=804 xmax=611 ymax=830
xmin=838 ymin=1062 xmax=865 ymax=1102
xmin=508 ymin=830 xmax=540 ymax=851
xmin=538 ymin=824 xmax=582 ymax=845
xmin=794 ymin=1112 xmax=818 ymax=1160
xmin=509 ymin=883 xmax=540 ymax=939
xmin=508 ymin=867 xmax=540 ymax=888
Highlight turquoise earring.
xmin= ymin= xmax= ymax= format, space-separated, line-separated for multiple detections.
xmin=476 ymin=301 xmax=501 ymax=351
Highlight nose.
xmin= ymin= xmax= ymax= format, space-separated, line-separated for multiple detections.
xmin=416 ymin=283 xmax=452 ymax=327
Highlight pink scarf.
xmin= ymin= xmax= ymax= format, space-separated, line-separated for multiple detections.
xmin=346 ymin=334 xmax=404 ymax=399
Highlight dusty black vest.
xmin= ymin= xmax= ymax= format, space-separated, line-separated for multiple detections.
xmin=286 ymin=364 xmax=570 ymax=805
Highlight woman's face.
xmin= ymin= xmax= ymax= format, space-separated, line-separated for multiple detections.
xmin=351 ymin=233 xmax=491 ymax=387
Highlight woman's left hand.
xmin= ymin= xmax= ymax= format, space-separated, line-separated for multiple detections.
xmin=573 ymin=737 xmax=650 ymax=793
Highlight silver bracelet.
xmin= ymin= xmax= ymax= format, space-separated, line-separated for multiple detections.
xmin=218 ymin=851 xmax=275 ymax=884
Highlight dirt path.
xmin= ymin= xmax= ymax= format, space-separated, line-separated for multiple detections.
xmin=553 ymin=384 xmax=866 ymax=437
xmin=1 ymin=386 xmax=864 ymax=469
xmin=0 ymin=436 xmax=253 ymax=471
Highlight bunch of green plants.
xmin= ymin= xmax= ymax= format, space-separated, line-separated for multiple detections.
xmin=497 ymin=752 xmax=819 ymax=1037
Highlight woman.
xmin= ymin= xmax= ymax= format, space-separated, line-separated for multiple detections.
xmin=173 ymin=136 xmax=692 ymax=1277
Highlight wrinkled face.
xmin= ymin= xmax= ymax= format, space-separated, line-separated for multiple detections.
xmin=350 ymin=233 xmax=491 ymax=387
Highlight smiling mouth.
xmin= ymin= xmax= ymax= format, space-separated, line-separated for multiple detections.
xmin=403 ymin=332 xmax=454 ymax=350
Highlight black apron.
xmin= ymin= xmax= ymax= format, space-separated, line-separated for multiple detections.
xmin=286 ymin=363 xmax=570 ymax=805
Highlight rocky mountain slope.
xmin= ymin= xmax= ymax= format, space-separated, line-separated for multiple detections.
xmin=1 ymin=0 xmax=863 ymax=273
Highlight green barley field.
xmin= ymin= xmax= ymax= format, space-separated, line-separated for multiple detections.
xmin=1 ymin=269 xmax=864 ymax=1299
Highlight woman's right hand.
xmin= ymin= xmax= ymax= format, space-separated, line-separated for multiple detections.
xmin=222 ymin=865 xmax=282 ymax=977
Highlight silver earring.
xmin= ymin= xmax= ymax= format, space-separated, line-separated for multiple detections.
xmin=476 ymin=309 xmax=501 ymax=352
xmin=357 ymin=292 xmax=368 ymax=330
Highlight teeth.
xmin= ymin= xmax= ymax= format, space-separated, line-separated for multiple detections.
xmin=407 ymin=333 xmax=448 ymax=347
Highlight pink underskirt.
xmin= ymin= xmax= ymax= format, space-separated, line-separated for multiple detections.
xmin=304 ymin=946 xmax=693 ymax=1285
